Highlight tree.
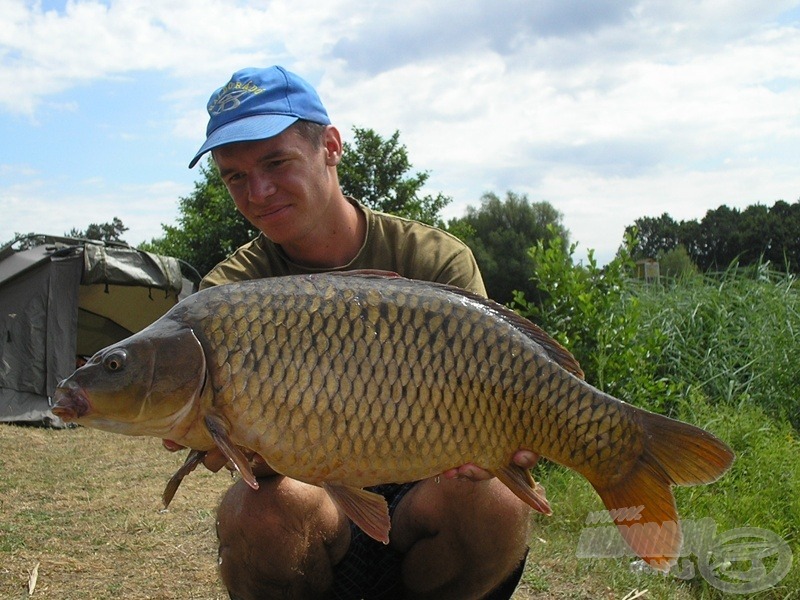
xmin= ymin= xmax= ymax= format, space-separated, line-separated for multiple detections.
xmin=449 ymin=191 xmax=569 ymax=305
xmin=693 ymin=204 xmax=744 ymax=270
xmin=658 ymin=244 xmax=698 ymax=279
xmin=142 ymin=159 xmax=257 ymax=276
xmin=624 ymin=199 xmax=800 ymax=274
xmin=767 ymin=200 xmax=800 ymax=271
xmin=626 ymin=213 xmax=681 ymax=260
xmin=338 ymin=127 xmax=450 ymax=225
xmin=67 ymin=217 xmax=129 ymax=243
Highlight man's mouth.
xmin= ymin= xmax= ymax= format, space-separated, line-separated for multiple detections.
xmin=256 ymin=203 xmax=291 ymax=221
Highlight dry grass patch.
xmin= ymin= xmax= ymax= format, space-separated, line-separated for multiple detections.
xmin=0 ymin=424 xmax=674 ymax=600
xmin=0 ymin=424 xmax=231 ymax=599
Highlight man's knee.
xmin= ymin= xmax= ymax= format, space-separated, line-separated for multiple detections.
xmin=395 ymin=478 xmax=531 ymax=599
xmin=216 ymin=476 xmax=349 ymax=599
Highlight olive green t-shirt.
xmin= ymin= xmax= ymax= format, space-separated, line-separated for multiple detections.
xmin=201 ymin=200 xmax=487 ymax=297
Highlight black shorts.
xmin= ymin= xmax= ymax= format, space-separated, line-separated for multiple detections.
xmin=329 ymin=482 xmax=527 ymax=600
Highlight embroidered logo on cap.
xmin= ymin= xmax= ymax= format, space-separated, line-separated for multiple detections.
xmin=209 ymin=81 xmax=265 ymax=115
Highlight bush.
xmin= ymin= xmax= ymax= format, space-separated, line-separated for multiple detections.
xmin=512 ymin=227 xmax=679 ymax=413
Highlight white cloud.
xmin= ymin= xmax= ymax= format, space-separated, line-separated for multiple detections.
xmin=0 ymin=0 xmax=346 ymax=115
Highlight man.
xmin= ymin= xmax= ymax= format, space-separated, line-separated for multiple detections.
xmin=185 ymin=65 xmax=537 ymax=599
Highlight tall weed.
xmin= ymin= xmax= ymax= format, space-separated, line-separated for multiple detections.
xmin=637 ymin=264 xmax=800 ymax=426
xmin=514 ymin=233 xmax=799 ymax=425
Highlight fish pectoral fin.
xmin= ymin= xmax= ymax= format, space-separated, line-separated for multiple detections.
xmin=204 ymin=414 xmax=258 ymax=490
xmin=322 ymin=483 xmax=391 ymax=544
xmin=162 ymin=449 xmax=207 ymax=508
xmin=493 ymin=463 xmax=552 ymax=515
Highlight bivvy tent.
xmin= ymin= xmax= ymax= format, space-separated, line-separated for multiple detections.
xmin=0 ymin=235 xmax=200 ymax=426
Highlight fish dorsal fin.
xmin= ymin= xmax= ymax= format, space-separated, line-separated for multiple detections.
xmin=318 ymin=271 xmax=584 ymax=379
xmin=322 ymin=483 xmax=391 ymax=544
xmin=204 ymin=413 xmax=258 ymax=490
xmin=478 ymin=300 xmax=585 ymax=380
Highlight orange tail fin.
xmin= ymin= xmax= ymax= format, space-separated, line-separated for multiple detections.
xmin=592 ymin=410 xmax=734 ymax=571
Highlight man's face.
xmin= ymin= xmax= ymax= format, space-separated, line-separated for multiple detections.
xmin=213 ymin=125 xmax=340 ymax=249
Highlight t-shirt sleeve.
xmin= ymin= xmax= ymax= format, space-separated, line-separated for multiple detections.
xmin=433 ymin=247 xmax=487 ymax=298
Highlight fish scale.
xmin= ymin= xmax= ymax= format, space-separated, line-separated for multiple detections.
xmin=205 ymin=272 xmax=620 ymax=478
xmin=53 ymin=271 xmax=733 ymax=570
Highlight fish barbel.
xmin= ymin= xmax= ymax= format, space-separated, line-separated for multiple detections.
xmin=52 ymin=271 xmax=733 ymax=570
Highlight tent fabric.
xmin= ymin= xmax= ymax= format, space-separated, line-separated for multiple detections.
xmin=0 ymin=236 xmax=199 ymax=425
xmin=82 ymin=244 xmax=184 ymax=293
xmin=0 ymin=248 xmax=81 ymax=425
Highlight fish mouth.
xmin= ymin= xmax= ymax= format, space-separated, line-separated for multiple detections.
xmin=51 ymin=384 xmax=91 ymax=421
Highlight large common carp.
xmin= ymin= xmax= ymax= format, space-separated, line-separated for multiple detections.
xmin=53 ymin=271 xmax=733 ymax=570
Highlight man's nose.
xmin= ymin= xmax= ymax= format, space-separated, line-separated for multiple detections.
xmin=248 ymin=173 xmax=277 ymax=202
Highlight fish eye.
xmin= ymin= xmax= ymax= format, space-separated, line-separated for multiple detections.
xmin=103 ymin=350 xmax=127 ymax=372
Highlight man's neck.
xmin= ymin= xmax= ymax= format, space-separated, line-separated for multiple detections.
xmin=279 ymin=196 xmax=367 ymax=269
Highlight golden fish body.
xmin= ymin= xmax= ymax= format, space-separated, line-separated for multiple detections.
xmin=198 ymin=276 xmax=627 ymax=485
xmin=53 ymin=272 xmax=733 ymax=569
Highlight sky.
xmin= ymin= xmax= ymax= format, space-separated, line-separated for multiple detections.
xmin=1 ymin=0 xmax=799 ymax=266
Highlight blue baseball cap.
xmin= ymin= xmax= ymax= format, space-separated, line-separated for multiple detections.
xmin=189 ymin=66 xmax=331 ymax=168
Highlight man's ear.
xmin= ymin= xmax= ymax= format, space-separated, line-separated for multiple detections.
xmin=323 ymin=125 xmax=343 ymax=166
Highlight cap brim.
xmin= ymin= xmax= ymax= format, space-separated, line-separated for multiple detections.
xmin=188 ymin=114 xmax=300 ymax=168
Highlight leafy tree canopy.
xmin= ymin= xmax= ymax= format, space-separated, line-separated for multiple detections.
xmin=141 ymin=159 xmax=256 ymax=277
xmin=448 ymin=191 xmax=569 ymax=305
xmin=66 ymin=217 xmax=129 ymax=243
xmin=5 ymin=218 xmax=130 ymax=251
xmin=338 ymin=127 xmax=450 ymax=225
xmin=627 ymin=198 xmax=800 ymax=273
xmin=624 ymin=213 xmax=681 ymax=260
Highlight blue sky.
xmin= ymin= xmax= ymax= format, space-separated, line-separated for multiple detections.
xmin=1 ymin=0 xmax=799 ymax=265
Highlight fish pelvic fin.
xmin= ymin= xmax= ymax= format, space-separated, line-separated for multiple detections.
xmin=162 ymin=449 xmax=207 ymax=508
xmin=592 ymin=410 xmax=734 ymax=571
xmin=322 ymin=483 xmax=391 ymax=544
xmin=493 ymin=463 xmax=552 ymax=515
xmin=204 ymin=414 xmax=258 ymax=490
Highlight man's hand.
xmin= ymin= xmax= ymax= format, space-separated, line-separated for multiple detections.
xmin=440 ymin=450 xmax=539 ymax=481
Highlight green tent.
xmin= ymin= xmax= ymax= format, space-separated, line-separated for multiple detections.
xmin=0 ymin=235 xmax=200 ymax=426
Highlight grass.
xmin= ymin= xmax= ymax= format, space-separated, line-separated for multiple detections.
xmin=0 ymin=425 xmax=231 ymax=599
xmin=517 ymin=398 xmax=800 ymax=599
